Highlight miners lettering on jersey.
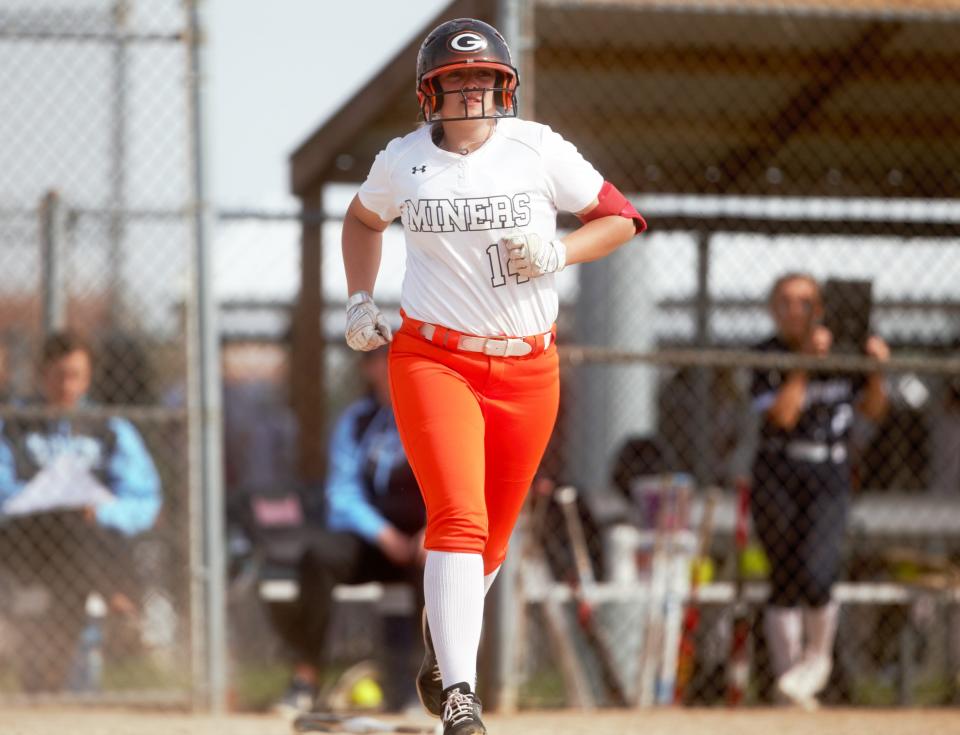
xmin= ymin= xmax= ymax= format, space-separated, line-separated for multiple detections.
xmin=357 ymin=118 xmax=604 ymax=335
xmin=402 ymin=193 xmax=531 ymax=233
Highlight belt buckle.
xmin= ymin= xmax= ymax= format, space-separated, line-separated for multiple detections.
xmin=787 ymin=441 xmax=828 ymax=463
xmin=478 ymin=337 xmax=532 ymax=357
xmin=481 ymin=338 xmax=509 ymax=357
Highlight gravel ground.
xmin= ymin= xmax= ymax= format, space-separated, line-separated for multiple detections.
xmin=4 ymin=708 xmax=956 ymax=735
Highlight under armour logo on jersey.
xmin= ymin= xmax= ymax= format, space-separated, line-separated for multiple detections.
xmin=412 ymin=165 xmax=427 ymax=174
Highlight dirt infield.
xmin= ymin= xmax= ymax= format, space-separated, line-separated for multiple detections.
xmin=4 ymin=708 xmax=956 ymax=735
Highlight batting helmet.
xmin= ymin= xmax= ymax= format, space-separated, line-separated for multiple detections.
xmin=416 ymin=18 xmax=519 ymax=122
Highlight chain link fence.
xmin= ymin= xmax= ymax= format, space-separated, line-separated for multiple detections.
xmin=6 ymin=0 xmax=959 ymax=718
xmin=0 ymin=0 xmax=207 ymax=706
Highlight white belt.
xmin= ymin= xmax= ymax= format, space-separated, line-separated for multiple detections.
xmin=785 ymin=440 xmax=847 ymax=464
xmin=418 ymin=324 xmax=551 ymax=357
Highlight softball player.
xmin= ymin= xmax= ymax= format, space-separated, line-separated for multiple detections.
xmin=341 ymin=18 xmax=645 ymax=734
xmin=750 ymin=273 xmax=889 ymax=708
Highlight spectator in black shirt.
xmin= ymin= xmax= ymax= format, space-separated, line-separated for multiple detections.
xmin=749 ymin=273 xmax=889 ymax=708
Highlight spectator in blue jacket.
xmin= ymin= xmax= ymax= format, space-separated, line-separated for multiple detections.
xmin=268 ymin=346 xmax=426 ymax=715
xmin=0 ymin=331 xmax=162 ymax=692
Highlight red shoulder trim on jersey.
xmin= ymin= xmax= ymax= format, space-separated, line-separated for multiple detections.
xmin=577 ymin=181 xmax=647 ymax=234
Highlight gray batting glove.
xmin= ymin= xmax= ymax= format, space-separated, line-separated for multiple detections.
xmin=503 ymin=233 xmax=567 ymax=277
xmin=345 ymin=291 xmax=392 ymax=351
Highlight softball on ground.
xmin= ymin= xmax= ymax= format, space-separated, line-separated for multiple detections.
xmin=349 ymin=676 xmax=383 ymax=708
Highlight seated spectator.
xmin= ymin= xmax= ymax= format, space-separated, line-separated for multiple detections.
xmin=0 ymin=330 xmax=162 ymax=692
xmin=267 ymin=346 xmax=426 ymax=715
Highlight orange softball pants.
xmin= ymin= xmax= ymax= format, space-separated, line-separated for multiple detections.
xmin=388 ymin=314 xmax=560 ymax=575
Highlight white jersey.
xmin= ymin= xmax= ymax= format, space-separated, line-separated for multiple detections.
xmin=358 ymin=118 xmax=603 ymax=337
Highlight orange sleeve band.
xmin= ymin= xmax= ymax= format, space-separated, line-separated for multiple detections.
xmin=577 ymin=180 xmax=647 ymax=234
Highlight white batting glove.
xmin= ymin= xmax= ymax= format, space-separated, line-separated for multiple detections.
xmin=345 ymin=291 xmax=392 ymax=351
xmin=503 ymin=233 xmax=566 ymax=278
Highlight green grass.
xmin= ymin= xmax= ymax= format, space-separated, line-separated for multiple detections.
xmin=103 ymin=657 xmax=182 ymax=691
xmin=911 ymin=674 xmax=957 ymax=706
xmin=851 ymin=673 xmax=956 ymax=707
xmin=518 ymin=667 xmax=571 ymax=709
xmin=230 ymin=662 xmax=290 ymax=711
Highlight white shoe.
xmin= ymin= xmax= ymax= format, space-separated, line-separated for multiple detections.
xmin=273 ymin=677 xmax=316 ymax=719
xmin=776 ymin=655 xmax=831 ymax=710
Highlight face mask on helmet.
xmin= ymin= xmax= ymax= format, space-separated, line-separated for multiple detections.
xmin=416 ymin=18 xmax=520 ymax=123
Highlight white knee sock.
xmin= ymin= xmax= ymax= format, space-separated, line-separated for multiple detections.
xmin=484 ymin=567 xmax=500 ymax=596
xmin=764 ymin=606 xmax=803 ymax=678
xmin=804 ymin=602 xmax=839 ymax=664
xmin=778 ymin=603 xmax=839 ymax=704
xmin=424 ymin=551 xmax=485 ymax=690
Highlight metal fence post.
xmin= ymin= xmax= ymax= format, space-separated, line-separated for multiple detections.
xmin=39 ymin=190 xmax=68 ymax=334
xmin=491 ymin=0 xmax=528 ymax=714
xmin=692 ymin=231 xmax=713 ymax=488
xmin=108 ymin=0 xmax=129 ymax=325
xmin=186 ymin=0 xmax=227 ymax=713
xmin=488 ymin=521 xmax=523 ymax=712
xmin=498 ymin=0 xmax=534 ymax=119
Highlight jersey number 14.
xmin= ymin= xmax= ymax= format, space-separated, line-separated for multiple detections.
xmin=486 ymin=243 xmax=530 ymax=288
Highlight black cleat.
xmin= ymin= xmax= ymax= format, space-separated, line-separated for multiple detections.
xmin=416 ymin=609 xmax=443 ymax=716
xmin=441 ymin=682 xmax=486 ymax=735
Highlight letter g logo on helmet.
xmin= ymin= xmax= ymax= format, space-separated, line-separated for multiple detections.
xmin=448 ymin=31 xmax=488 ymax=52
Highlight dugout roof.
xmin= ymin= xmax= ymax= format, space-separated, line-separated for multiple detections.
xmin=290 ymin=0 xmax=960 ymax=200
